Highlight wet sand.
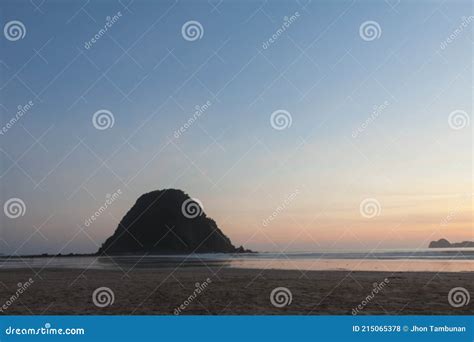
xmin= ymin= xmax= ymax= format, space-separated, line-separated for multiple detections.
xmin=0 ymin=268 xmax=472 ymax=315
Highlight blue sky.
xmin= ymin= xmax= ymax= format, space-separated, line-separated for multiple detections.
xmin=0 ymin=0 xmax=472 ymax=254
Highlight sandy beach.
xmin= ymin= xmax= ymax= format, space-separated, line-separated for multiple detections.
xmin=0 ymin=268 xmax=472 ymax=315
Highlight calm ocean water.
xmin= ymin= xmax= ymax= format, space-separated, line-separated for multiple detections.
xmin=0 ymin=249 xmax=473 ymax=272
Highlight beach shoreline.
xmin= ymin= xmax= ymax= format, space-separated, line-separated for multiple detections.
xmin=0 ymin=268 xmax=472 ymax=315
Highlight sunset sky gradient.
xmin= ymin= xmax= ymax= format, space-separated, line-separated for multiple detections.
xmin=0 ymin=0 xmax=472 ymax=254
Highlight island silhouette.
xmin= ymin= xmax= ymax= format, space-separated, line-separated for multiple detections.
xmin=428 ymin=238 xmax=474 ymax=248
xmin=98 ymin=189 xmax=251 ymax=255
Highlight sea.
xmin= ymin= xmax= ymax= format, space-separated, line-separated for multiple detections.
xmin=0 ymin=248 xmax=473 ymax=272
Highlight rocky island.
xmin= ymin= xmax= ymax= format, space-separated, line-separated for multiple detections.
xmin=429 ymin=238 xmax=474 ymax=248
xmin=98 ymin=189 xmax=251 ymax=255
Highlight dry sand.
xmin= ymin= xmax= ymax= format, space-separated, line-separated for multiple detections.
xmin=0 ymin=268 xmax=472 ymax=315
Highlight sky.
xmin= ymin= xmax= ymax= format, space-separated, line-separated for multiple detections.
xmin=0 ymin=0 xmax=472 ymax=255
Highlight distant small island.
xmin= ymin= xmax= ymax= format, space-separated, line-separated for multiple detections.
xmin=429 ymin=238 xmax=474 ymax=248
xmin=98 ymin=189 xmax=252 ymax=255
